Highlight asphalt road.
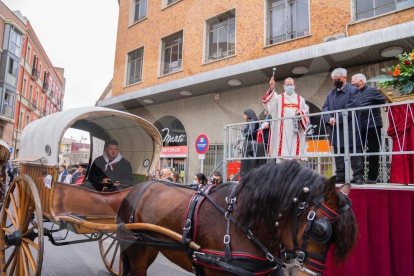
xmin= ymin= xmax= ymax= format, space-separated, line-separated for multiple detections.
xmin=41 ymin=231 xmax=192 ymax=276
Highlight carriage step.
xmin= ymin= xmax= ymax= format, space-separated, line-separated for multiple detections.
xmin=53 ymin=236 xmax=64 ymax=241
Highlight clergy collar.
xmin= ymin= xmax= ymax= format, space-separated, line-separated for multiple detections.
xmin=337 ymin=83 xmax=350 ymax=93
xmin=360 ymin=85 xmax=368 ymax=92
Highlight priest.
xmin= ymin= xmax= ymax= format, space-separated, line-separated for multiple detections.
xmin=262 ymin=77 xmax=309 ymax=162
xmin=88 ymin=139 xmax=132 ymax=190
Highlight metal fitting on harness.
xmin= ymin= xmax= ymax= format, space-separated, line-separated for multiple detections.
xmin=224 ymin=235 xmax=231 ymax=244
xmin=299 ymin=202 xmax=308 ymax=210
xmin=297 ymin=251 xmax=305 ymax=262
xmin=266 ymin=253 xmax=275 ymax=262
xmin=129 ymin=215 xmax=134 ymax=223
xmin=307 ymin=211 xmax=316 ymax=221
xmin=225 ymin=212 xmax=231 ymax=220
xmin=225 ymin=196 xmax=236 ymax=204
xmin=183 ymin=219 xmax=192 ymax=231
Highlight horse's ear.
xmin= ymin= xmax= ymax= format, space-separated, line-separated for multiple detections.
xmin=324 ymin=176 xmax=337 ymax=205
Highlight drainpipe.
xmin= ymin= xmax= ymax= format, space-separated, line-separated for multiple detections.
xmin=345 ymin=19 xmax=353 ymax=37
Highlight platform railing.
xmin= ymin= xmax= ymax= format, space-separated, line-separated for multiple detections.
xmin=222 ymin=100 xmax=414 ymax=183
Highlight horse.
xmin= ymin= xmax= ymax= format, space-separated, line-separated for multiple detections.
xmin=117 ymin=161 xmax=358 ymax=276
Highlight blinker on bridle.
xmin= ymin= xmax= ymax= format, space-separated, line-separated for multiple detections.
xmin=281 ymin=193 xmax=352 ymax=276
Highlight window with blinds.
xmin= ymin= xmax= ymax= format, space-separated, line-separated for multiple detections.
xmin=355 ymin=0 xmax=414 ymax=20
xmin=267 ymin=0 xmax=310 ymax=45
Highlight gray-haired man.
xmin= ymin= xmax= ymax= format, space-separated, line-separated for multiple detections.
xmin=322 ymin=68 xmax=364 ymax=184
xmin=351 ymin=73 xmax=386 ymax=184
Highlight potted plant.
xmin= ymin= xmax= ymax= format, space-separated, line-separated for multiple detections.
xmin=368 ymin=49 xmax=414 ymax=95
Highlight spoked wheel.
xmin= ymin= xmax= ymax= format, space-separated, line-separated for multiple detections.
xmin=0 ymin=175 xmax=44 ymax=275
xmin=99 ymin=233 xmax=122 ymax=276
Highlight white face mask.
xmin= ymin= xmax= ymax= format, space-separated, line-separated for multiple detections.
xmin=285 ymin=85 xmax=295 ymax=95
xmin=193 ymin=180 xmax=198 ymax=184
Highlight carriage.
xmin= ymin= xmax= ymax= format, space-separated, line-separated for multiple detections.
xmin=0 ymin=107 xmax=357 ymax=276
xmin=0 ymin=107 xmax=200 ymax=276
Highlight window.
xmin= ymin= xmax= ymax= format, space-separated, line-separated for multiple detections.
xmin=33 ymin=54 xmax=37 ymax=69
xmin=2 ymin=90 xmax=15 ymax=119
xmin=26 ymin=114 xmax=30 ymax=127
xmin=18 ymin=110 xmax=24 ymax=130
xmin=22 ymin=78 xmax=27 ymax=95
xmin=40 ymin=95 xmax=44 ymax=110
xmin=29 ymin=85 xmax=33 ymax=100
xmin=6 ymin=58 xmax=18 ymax=87
xmin=355 ymin=0 xmax=414 ymax=20
xmin=126 ymin=47 xmax=144 ymax=85
xmin=161 ymin=31 xmax=183 ymax=76
xmin=10 ymin=28 xmax=23 ymax=57
xmin=267 ymin=0 xmax=310 ymax=45
xmin=164 ymin=0 xmax=179 ymax=7
xmin=26 ymin=45 xmax=31 ymax=62
xmin=133 ymin=0 xmax=147 ymax=23
xmin=46 ymin=100 xmax=49 ymax=115
xmin=206 ymin=10 xmax=236 ymax=62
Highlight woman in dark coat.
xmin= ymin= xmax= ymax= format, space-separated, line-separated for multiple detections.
xmin=243 ymin=109 xmax=259 ymax=141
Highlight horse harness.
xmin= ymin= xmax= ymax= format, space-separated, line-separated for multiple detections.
xmin=280 ymin=194 xmax=352 ymax=276
xmin=118 ymin=181 xmax=351 ymax=276
xmin=120 ymin=181 xmax=285 ymax=276
xmin=183 ymin=184 xmax=285 ymax=276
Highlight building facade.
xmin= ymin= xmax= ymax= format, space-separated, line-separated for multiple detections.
xmin=0 ymin=2 xmax=26 ymax=151
xmin=98 ymin=0 xmax=414 ymax=181
xmin=13 ymin=20 xmax=65 ymax=158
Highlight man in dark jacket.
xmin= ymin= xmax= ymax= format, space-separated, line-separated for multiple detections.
xmin=88 ymin=139 xmax=132 ymax=191
xmin=71 ymin=164 xmax=80 ymax=184
xmin=352 ymin=73 xmax=386 ymax=184
xmin=322 ymin=68 xmax=364 ymax=184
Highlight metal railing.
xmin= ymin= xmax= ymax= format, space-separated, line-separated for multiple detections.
xmin=222 ymin=101 xmax=414 ymax=183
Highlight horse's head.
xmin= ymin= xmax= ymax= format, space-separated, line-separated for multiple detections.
xmin=280 ymin=176 xmax=358 ymax=276
xmin=237 ymin=162 xmax=358 ymax=276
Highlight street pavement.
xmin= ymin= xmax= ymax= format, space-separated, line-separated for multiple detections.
xmin=41 ymin=231 xmax=192 ymax=276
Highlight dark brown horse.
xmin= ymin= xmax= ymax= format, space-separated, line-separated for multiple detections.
xmin=117 ymin=161 xmax=358 ymax=276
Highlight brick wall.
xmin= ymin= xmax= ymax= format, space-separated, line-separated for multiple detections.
xmin=113 ymin=0 xmax=414 ymax=97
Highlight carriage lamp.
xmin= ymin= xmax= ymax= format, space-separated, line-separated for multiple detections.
xmin=293 ymin=118 xmax=299 ymax=133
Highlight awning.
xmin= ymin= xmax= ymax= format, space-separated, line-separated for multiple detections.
xmin=97 ymin=21 xmax=414 ymax=110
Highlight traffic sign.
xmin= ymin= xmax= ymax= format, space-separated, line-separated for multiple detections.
xmin=195 ymin=134 xmax=209 ymax=154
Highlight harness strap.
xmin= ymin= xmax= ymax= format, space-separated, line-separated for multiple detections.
xmin=201 ymin=190 xmax=285 ymax=268
xmin=128 ymin=181 xmax=156 ymax=223
xmin=194 ymin=253 xmax=257 ymax=276
xmin=224 ymin=217 xmax=231 ymax=263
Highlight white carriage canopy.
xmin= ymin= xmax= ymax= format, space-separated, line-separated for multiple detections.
xmin=18 ymin=107 xmax=162 ymax=176
xmin=0 ymin=139 xmax=10 ymax=163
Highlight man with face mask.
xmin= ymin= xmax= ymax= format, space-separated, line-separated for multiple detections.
xmin=351 ymin=73 xmax=386 ymax=184
xmin=322 ymin=68 xmax=364 ymax=185
xmin=262 ymin=77 xmax=309 ymax=162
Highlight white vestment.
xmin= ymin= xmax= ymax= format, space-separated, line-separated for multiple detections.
xmin=262 ymin=88 xmax=309 ymax=161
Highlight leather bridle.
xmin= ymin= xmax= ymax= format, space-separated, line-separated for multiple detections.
xmin=280 ymin=194 xmax=352 ymax=276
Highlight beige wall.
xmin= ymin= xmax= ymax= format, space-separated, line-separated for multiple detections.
xmin=113 ymin=0 xmax=414 ymax=97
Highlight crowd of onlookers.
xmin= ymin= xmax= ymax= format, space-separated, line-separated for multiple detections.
xmin=57 ymin=163 xmax=88 ymax=185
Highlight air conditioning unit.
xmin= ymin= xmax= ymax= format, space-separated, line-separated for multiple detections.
xmin=323 ymin=33 xmax=345 ymax=43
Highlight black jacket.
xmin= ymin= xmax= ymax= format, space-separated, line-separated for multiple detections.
xmin=263 ymin=114 xmax=272 ymax=145
xmin=359 ymin=85 xmax=386 ymax=129
xmin=322 ymin=83 xmax=362 ymax=148
xmin=243 ymin=119 xmax=259 ymax=141
xmin=88 ymin=156 xmax=132 ymax=190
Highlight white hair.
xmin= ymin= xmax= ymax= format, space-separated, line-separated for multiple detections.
xmin=331 ymin=68 xmax=347 ymax=79
xmin=352 ymin=73 xmax=366 ymax=84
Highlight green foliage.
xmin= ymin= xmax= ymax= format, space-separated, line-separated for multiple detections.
xmin=367 ymin=49 xmax=414 ymax=95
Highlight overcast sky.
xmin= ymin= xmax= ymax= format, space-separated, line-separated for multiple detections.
xmin=2 ymin=0 xmax=119 ymax=142
xmin=3 ymin=0 xmax=119 ymax=110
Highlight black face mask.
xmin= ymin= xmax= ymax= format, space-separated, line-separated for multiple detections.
xmin=334 ymin=80 xmax=344 ymax=89
xmin=351 ymin=83 xmax=359 ymax=88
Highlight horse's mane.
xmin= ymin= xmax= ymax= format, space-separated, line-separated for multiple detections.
xmin=235 ymin=161 xmax=358 ymax=263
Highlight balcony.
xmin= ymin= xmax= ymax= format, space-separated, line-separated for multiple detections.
xmin=31 ymin=68 xmax=39 ymax=81
xmin=42 ymin=81 xmax=49 ymax=92
xmin=27 ymin=98 xmax=35 ymax=111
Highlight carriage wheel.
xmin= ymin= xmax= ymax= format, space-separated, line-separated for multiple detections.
xmin=0 ymin=175 xmax=44 ymax=276
xmin=99 ymin=233 xmax=122 ymax=276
